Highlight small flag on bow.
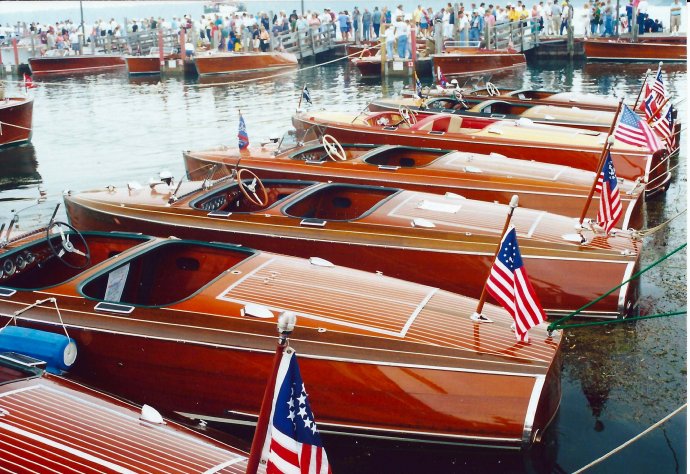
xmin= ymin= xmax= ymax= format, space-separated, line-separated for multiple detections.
xmin=651 ymin=65 xmax=666 ymax=105
xmin=485 ymin=226 xmax=546 ymax=342
xmin=23 ymin=74 xmax=36 ymax=90
xmin=302 ymin=86 xmax=312 ymax=105
xmin=437 ymin=66 xmax=447 ymax=88
xmin=262 ymin=349 xmax=331 ymax=474
xmin=595 ymin=152 xmax=622 ymax=234
xmin=238 ymin=112 xmax=249 ymax=150
xmin=653 ymin=106 xmax=675 ymax=152
xmin=414 ymin=71 xmax=423 ymax=99
xmin=614 ymin=104 xmax=662 ymax=152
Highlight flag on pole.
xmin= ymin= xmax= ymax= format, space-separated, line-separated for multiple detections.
xmin=437 ymin=66 xmax=447 ymax=88
xmin=651 ymin=66 xmax=666 ymax=105
xmin=637 ymin=83 xmax=653 ymax=112
xmin=594 ymin=152 xmax=623 ymax=234
xmin=414 ymin=71 xmax=423 ymax=99
xmin=302 ymin=86 xmax=312 ymax=105
xmin=643 ymin=93 xmax=658 ymax=122
xmin=485 ymin=227 xmax=546 ymax=343
xmin=614 ymin=104 xmax=663 ymax=152
xmin=238 ymin=112 xmax=249 ymax=150
xmin=23 ymin=74 xmax=36 ymax=90
xmin=653 ymin=106 xmax=675 ymax=151
xmin=263 ymin=349 xmax=331 ymax=474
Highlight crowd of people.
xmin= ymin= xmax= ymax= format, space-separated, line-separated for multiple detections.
xmin=0 ymin=0 xmax=681 ymax=56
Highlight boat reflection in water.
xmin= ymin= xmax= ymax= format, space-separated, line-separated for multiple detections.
xmin=0 ymin=144 xmax=40 ymax=191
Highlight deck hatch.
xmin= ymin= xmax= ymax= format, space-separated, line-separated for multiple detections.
xmin=0 ymin=288 xmax=16 ymax=297
xmin=94 ymin=302 xmax=135 ymax=314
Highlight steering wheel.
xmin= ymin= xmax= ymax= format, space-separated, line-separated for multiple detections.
xmin=397 ymin=105 xmax=418 ymax=125
xmin=46 ymin=221 xmax=91 ymax=269
xmin=486 ymin=82 xmax=500 ymax=97
xmin=322 ymin=134 xmax=347 ymax=161
xmin=237 ymin=169 xmax=268 ymax=206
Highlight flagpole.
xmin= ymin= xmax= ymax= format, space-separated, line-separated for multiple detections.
xmin=577 ymin=98 xmax=624 ymax=227
xmin=632 ymin=68 xmax=652 ymax=110
xmin=471 ymin=194 xmax=519 ymax=322
xmin=246 ymin=312 xmax=296 ymax=474
xmin=298 ymin=84 xmax=305 ymax=109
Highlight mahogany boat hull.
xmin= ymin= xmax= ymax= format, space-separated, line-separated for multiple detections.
xmin=352 ymin=57 xmax=433 ymax=77
xmin=0 ymin=233 xmax=563 ymax=449
xmin=0 ymin=98 xmax=33 ymax=147
xmin=125 ymin=56 xmax=163 ymax=75
xmin=64 ymin=197 xmax=640 ymax=317
xmin=193 ymin=52 xmax=298 ymax=75
xmin=432 ymin=51 xmax=526 ymax=76
xmin=292 ymin=113 xmax=670 ymax=195
xmin=583 ymin=39 xmax=687 ymax=62
xmin=28 ymin=55 xmax=126 ymax=75
xmin=182 ymin=151 xmax=644 ymax=230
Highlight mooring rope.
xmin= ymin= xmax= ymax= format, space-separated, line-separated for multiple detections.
xmin=635 ymin=208 xmax=686 ymax=238
xmin=547 ymin=242 xmax=687 ymax=332
xmin=572 ymin=404 xmax=687 ymax=473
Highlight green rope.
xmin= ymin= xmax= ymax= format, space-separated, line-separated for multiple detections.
xmin=547 ymin=242 xmax=687 ymax=332
xmin=549 ymin=310 xmax=686 ymax=331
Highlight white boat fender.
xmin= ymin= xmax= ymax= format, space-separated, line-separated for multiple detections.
xmin=0 ymin=326 xmax=77 ymax=374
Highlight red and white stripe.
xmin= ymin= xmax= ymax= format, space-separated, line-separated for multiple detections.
xmin=266 ymin=428 xmax=330 ymax=474
xmin=595 ymin=180 xmax=622 ymax=234
xmin=486 ymin=260 xmax=545 ymax=343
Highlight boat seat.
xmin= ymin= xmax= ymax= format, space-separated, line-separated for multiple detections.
xmin=412 ymin=115 xmax=464 ymax=134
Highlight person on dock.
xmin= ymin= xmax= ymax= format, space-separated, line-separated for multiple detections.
xmin=470 ymin=10 xmax=481 ymax=43
xmin=353 ymin=7 xmax=362 ymax=43
xmin=395 ymin=16 xmax=410 ymax=58
xmin=384 ymin=22 xmax=395 ymax=58
xmin=550 ymin=0 xmax=561 ymax=35
xmin=670 ymin=0 xmax=681 ymax=35
xmin=372 ymin=7 xmax=382 ymax=38
xmin=362 ymin=8 xmax=372 ymax=41
xmin=601 ymin=1 xmax=614 ymax=37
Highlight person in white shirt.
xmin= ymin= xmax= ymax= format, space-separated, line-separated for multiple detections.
xmin=395 ymin=17 xmax=410 ymax=58
xmin=383 ymin=23 xmax=396 ymax=58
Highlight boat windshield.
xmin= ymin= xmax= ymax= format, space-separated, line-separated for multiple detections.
xmin=0 ymin=232 xmax=150 ymax=290
xmin=289 ymin=144 xmax=376 ymax=162
xmin=81 ymin=241 xmax=254 ymax=307
xmin=283 ymin=184 xmax=398 ymax=221
xmin=191 ymin=179 xmax=313 ymax=213
xmin=275 ymin=126 xmax=325 ymax=153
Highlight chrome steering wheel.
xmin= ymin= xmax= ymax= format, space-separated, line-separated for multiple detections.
xmin=322 ymin=134 xmax=347 ymax=161
xmin=46 ymin=221 xmax=91 ymax=269
xmin=486 ymin=82 xmax=500 ymax=97
xmin=397 ymin=105 xmax=418 ymax=125
xmin=237 ymin=169 xmax=268 ymax=206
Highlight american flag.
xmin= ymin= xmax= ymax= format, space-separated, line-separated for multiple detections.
xmin=654 ymin=106 xmax=675 ymax=151
xmin=263 ymin=349 xmax=331 ymax=474
xmin=238 ymin=112 xmax=249 ymax=150
xmin=486 ymin=226 xmax=546 ymax=343
xmin=414 ymin=71 xmax=423 ymax=99
xmin=651 ymin=66 xmax=666 ymax=105
xmin=614 ymin=104 xmax=663 ymax=152
xmin=595 ymin=152 xmax=622 ymax=234
xmin=437 ymin=66 xmax=447 ymax=88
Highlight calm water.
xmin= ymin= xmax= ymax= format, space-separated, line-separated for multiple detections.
xmin=0 ymin=57 xmax=686 ymax=473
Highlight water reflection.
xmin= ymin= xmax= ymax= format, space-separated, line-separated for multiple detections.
xmin=0 ymin=144 xmax=41 ymax=192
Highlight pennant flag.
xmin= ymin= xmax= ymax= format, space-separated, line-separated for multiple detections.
xmin=414 ymin=71 xmax=423 ymax=99
xmin=437 ymin=66 xmax=447 ymax=88
xmin=302 ymin=86 xmax=312 ymax=105
xmin=651 ymin=66 xmax=666 ymax=105
xmin=23 ymin=73 xmax=36 ymax=90
xmin=595 ymin=152 xmax=623 ymax=234
xmin=238 ymin=112 xmax=249 ymax=150
xmin=653 ymin=106 xmax=675 ymax=151
xmin=485 ymin=227 xmax=546 ymax=342
xmin=643 ymin=92 xmax=658 ymax=121
xmin=263 ymin=349 xmax=331 ymax=474
xmin=637 ymin=83 xmax=653 ymax=112
xmin=614 ymin=104 xmax=663 ymax=152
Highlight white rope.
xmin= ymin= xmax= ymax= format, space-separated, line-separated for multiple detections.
xmin=572 ymin=404 xmax=687 ymax=473
xmin=637 ymin=208 xmax=687 ymax=237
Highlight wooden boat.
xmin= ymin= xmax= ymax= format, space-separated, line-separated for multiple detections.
xmin=431 ymin=49 xmax=526 ymax=76
xmin=192 ymin=51 xmax=298 ymax=75
xmin=346 ymin=41 xmax=380 ymax=57
xmin=368 ymin=96 xmax=618 ymax=132
xmin=352 ymin=56 xmax=433 ymax=77
xmin=582 ymin=37 xmax=687 ymax=62
xmin=182 ymin=138 xmax=644 ymax=229
xmin=0 ymin=97 xmax=33 ymax=148
xmin=28 ymin=52 xmax=125 ymax=76
xmin=63 ymin=179 xmax=641 ymax=316
xmin=0 ymin=345 xmax=254 ymax=472
xmin=125 ymin=47 xmax=181 ymax=75
xmin=0 ymin=230 xmax=563 ymax=449
xmin=292 ymin=109 xmax=670 ymax=194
